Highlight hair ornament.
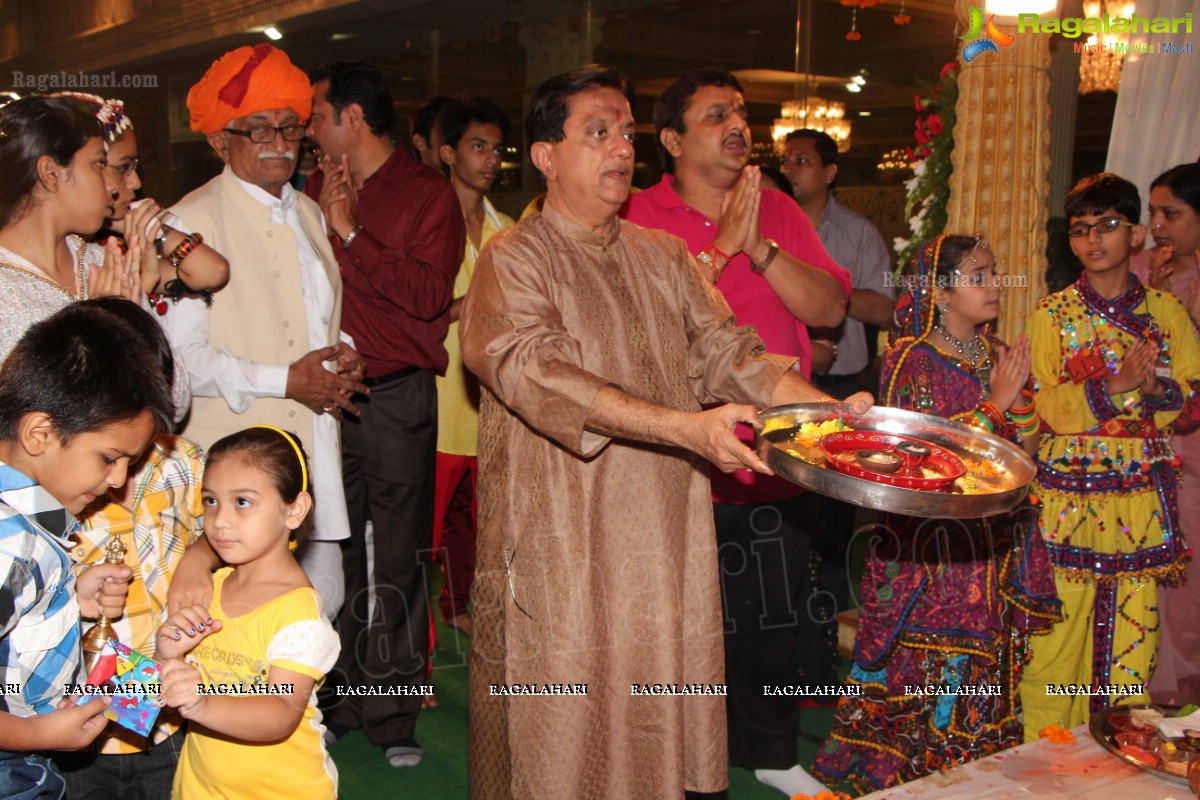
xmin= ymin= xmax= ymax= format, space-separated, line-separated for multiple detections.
xmin=51 ymin=91 xmax=132 ymax=148
xmin=248 ymin=424 xmax=309 ymax=493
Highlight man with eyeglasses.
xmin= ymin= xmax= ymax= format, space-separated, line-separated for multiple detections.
xmin=302 ymin=61 xmax=465 ymax=770
xmin=162 ymin=44 xmax=366 ymax=627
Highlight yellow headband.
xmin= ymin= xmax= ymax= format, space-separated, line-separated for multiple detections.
xmin=249 ymin=425 xmax=308 ymax=493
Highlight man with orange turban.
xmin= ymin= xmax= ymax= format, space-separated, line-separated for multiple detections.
xmin=162 ymin=45 xmax=365 ymax=633
xmin=186 ymin=43 xmax=313 ymax=136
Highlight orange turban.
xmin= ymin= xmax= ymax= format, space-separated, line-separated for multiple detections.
xmin=187 ymin=44 xmax=312 ymax=135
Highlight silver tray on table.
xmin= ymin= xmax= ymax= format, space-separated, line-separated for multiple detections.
xmin=1089 ymin=704 xmax=1192 ymax=786
xmin=755 ymin=403 xmax=1036 ymax=519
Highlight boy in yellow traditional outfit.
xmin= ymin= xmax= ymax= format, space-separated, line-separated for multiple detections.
xmin=1020 ymin=174 xmax=1200 ymax=739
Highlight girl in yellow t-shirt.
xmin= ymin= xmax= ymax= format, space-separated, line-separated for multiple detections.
xmin=158 ymin=426 xmax=339 ymax=800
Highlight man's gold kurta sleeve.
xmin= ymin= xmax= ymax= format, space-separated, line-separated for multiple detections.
xmin=461 ymin=227 xmax=614 ymax=458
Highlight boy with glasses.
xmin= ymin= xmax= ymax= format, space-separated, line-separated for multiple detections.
xmin=1019 ymin=173 xmax=1200 ymax=738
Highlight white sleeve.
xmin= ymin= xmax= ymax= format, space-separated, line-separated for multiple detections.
xmin=265 ymin=618 xmax=341 ymax=676
xmin=160 ymin=296 xmax=289 ymax=414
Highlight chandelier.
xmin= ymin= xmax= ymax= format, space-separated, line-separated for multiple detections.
xmin=771 ymin=98 xmax=851 ymax=153
xmin=1078 ymin=0 xmax=1135 ymax=93
xmin=876 ymin=147 xmax=910 ymax=178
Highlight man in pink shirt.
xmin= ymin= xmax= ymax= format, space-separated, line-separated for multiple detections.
xmin=623 ymin=67 xmax=853 ymax=798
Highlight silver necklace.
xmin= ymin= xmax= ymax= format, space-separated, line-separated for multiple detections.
xmin=935 ymin=324 xmax=993 ymax=399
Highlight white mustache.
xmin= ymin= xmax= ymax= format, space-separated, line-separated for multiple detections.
xmin=258 ymin=151 xmax=296 ymax=162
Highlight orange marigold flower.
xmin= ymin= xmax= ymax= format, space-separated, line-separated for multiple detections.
xmin=894 ymin=13 xmax=912 ymax=24
xmin=1039 ymin=724 xmax=1076 ymax=744
xmin=846 ymin=30 xmax=863 ymax=41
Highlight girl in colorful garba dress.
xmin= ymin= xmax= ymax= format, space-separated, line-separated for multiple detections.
xmin=157 ymin=427 xmax=340 ymax=799
xmin=1018 ymin=173 xmax=1200 ymax=738
xmin=813 ymin=234 xmax=1061 ymax=793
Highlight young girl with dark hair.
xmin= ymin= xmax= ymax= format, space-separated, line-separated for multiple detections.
xmin=157 ymin=426 xmax=339 ymax=800
xmin=814 ymin=235 xmax=1061 ymax=793
xmin=50 ymin=92 xmax=229 ymax=309
xmin=0 ymin=95 xmax=140 ymax=358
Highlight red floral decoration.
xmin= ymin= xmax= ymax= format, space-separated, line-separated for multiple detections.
xmin=894 ymin=0 xmax=911 ymax=24
xmin=845 ymin=6 xmax=862 ymax=40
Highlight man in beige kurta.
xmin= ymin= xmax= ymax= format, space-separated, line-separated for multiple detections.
xmin=461 ymin=65 xmax=863 ymax=800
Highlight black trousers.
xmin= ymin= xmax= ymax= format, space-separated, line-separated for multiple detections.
xmin=715 ymin=494 xmax=824 ymax=770
xmin=329 ymin=369 xmax=436 ymax=744
xmin=809 ymin=370 xmax=867 ymax=685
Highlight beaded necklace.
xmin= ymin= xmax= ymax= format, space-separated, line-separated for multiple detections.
xmin=0 ymin=237 xmax=87 ymax=299
xmin=934 ymin=324 xmax=993 ymax=399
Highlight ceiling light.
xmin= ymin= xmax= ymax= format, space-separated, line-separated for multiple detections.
xmin=846 ymin=83 xmax=861 ymax=93
xmin=772 ymin=98 xmax=851 ymax=153
xmin=264 ymin=26 xmax=283 ymax=41
xmin=858 ymin=111 xmax=872 ymax=117
xmin=852 ymin=75 xmax=866 ymax=86
xmin=1078 ymin=0 xmax=1135 ymax=93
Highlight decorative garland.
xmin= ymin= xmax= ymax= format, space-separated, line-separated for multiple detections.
xmin=893 ymin=62 xmax=959 ymax=273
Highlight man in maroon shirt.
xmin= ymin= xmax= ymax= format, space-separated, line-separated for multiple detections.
xmin=304 ymin=61 xmax=466 ymax=768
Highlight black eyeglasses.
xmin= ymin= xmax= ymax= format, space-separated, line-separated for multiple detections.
xmin=223 ymin=124 xmax=307 ymax=144
xmin=1067 ymin=217 xmax=1134 ymax=238
xmin=106 ymin=157 xmax=139 ymax=177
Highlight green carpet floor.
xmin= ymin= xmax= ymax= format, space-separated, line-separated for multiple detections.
xmin=329 ymin=612 xmax=846 ymax=800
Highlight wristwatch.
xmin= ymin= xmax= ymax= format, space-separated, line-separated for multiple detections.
xmin=341 ymin=225 xmax=363 ymax=250
xmin=153 ymin=224 xmax=169 ymax=259
xmin=750 ymin=239 xmax=779 ymax=274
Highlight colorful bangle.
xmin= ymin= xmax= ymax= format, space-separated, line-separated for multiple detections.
xmin=960 ymin=409 xmax=995 ymax=433
xmin=1007 ymin=406 xmax=1039 ymax=439
xmin=977 ymin=401 xmax=1005 ymax=432
xmin=168 ymin=232 xmax=202 ymax=270
xmin=1006 ymin=387 xmax=1039 ymax=438
xmin=1007 ymin=401 xmax=1036 ymax=421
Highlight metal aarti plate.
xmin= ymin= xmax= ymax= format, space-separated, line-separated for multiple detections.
xmin=756 ymin=403 xmax=1036 ymax=519
xmin=1089 ymin=705 xmax=1191 ymax=786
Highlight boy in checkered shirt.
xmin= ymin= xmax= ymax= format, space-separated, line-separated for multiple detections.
xmin=0 ymin=301 xmax=174 ymax=797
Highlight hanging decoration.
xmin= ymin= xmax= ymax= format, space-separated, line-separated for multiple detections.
xmin=894 ymin=62 xmax=959 ymax=273
xmin=893 ymin=0 xmax=911 ymax=25
xmin=839 ymin=0 xmax=884 ymax=40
